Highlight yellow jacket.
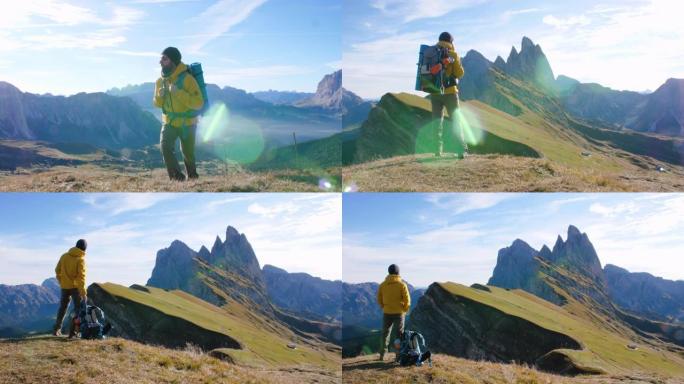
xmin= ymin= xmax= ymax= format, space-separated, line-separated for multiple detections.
xmin=153 ymin=62 xmax=204 ymax=128
xmin=436 ymin=41 xmax=465 ymax=95
xmin=377 ymin=274 xmax=410 ymax=314
xmin=55 ymin=247 xmax=87 ymax=296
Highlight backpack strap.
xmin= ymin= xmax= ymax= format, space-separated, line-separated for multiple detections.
xmin=162 ymin=70 xmax=200 ymax=121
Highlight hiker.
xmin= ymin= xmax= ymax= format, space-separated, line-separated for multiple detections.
xmin=428 ymin=32 xmax=466 ymax=158
xmin=153 ymin=47 xmax=204 ymax=181
xmin=377 ymin=264 xmax=410 ymax=361
xmin=53 ymin=239 xmax=88 ymax=337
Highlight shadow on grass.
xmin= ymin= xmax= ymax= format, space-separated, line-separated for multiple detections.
xmin=1 ymin=334 xmax=75 ymax=344
xmin=342 ymin=361 xmax=399 ymax=371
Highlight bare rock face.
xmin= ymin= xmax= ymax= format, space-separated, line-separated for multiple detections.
xmin=503 ymin=37 xmax=556 ymax=91
xmin=146 ymin=226 xmax=271 ymax=313
xmin=409 ymin=283 xmax=581 ymax=365
xmin=488 ymin=225 xmax=610 ymax=309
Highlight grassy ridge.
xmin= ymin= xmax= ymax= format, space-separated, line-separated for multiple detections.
xmin=438 ymin=282 xmax=684 ymax=376
xmin=97 ymin=283 xmax=339 ymax=370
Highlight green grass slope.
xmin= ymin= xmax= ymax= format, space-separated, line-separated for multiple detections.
xmin=435 ymin=282 xmax=684 ymax=376
xmin=93 ymin=283 xmax=339 ymax=371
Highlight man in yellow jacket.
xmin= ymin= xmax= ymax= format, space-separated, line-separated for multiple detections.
xmin=154 ymin=47 xmax=204 ymax=181
xmin=52 ymin=239 xmax=87 ymax=337
xmin=376 ymin=264 xmax=410 ymax=361
xmin=429 ymin=32 xmax=466 ymax=158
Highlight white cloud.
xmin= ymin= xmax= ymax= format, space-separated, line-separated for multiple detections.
xmin=542 ymin=14 xmax=590 ymax=29
xmin=370 ymin=0 xmax=488 ymax=23
xmin=188 ymin=0 xmax=268 ymax=53
xmin=589 ymin=201 xmax=640 ymax=217
xmin=83 ymin=194 xmax=176 ymax=216
xmin=540 ymin=1 xmax=684 ymax=92
xmin=501 ymin=8 xmax=541 ymax=22
xmin=425 ymin=193 xmax=514 ymax=215
xmin=23 ymin=31 xmax=126 ymax=49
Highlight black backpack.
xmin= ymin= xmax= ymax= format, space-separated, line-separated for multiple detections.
xmin=397 ymin=330 xmax=432 ymax=367
xmin=75 ymin=302 xmax=112 ymax=340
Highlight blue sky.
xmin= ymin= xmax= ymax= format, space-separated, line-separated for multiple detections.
xmin=343 ymin=193 xmax=684 ymax=287
xmin=0 ymin=193 xmax=341 ymax=287
xmin=344 ymin=0 xmax=684 ymax=99
xmin=0 ymin=0 xmax=341 ymax=96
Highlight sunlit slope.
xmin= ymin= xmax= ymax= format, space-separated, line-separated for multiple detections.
xmin=91 ymin=283 xmax=339 ymax=370
xmin=428 ymin=282 xmax=684 ymax=376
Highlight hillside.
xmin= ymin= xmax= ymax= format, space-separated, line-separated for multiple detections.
xmin=410 ymin=282 xmax=684 ymax=377
xmin=343 ymin=92 xmax=684 ymax=191
xmin=89 ymin=282 xmax=340 ymax=370
xmin=0 ymin=336 xmax=340 ymax=384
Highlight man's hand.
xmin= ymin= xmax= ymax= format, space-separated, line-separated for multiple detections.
xmin=157 ymin=86 xmax=166 ymax=98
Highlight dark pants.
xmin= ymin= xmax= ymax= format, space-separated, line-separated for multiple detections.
xmin=430 ymin=93 xmax=466 ymax=155
xmin=54 ymin=288 xmax=81 ymax=335
xmin=160 ymin=124 xmax=198 ymax=180
xmin=380 ymin=313 xmax=405 ymax=357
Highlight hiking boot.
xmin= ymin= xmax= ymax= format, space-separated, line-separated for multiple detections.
xmin=456 ymin=152 xmax=465 ymax=160
xmin=52 ymin=329 xmax=62 ymax=337
xmin=378 ymin=353 xmax=385 ymax=361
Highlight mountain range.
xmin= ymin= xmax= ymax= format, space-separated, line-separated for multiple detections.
xmin=0 ymin=226 xmax=342 ymax=360
xmin=404 ymin=225 xmax=684 ymax=376
xmin=343 ymin=37 xmax=684 ymax=191
xmin=0 ymin=278 xmax=60 ymax=337
xmin=0 ymin=81 xmax=159 ymax=150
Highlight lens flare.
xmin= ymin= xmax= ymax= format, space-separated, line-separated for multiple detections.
xmin=452 ymin=105 xmax=484 ymax=146
xmin=197 ymin=102 xmax=265 ymax=164
xmin=414 ymin=103 xmax=486 ymax=156
xmin=344 ymin=182 xmax=358 ymax=193
xmin=318 ymin=178 xmax=333 ymax=191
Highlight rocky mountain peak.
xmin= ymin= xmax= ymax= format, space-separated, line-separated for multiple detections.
xmin=500 ymin=37 xmax=555 ymax=91
xmin=567 ymin=225 xmax=582 ymax=239
xmin=521 ymin=36 xmax=535 ymax=51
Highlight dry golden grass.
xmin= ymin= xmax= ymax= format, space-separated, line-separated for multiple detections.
xmin=0 ymin=336 xmax=341 ymax=384
xmin=342 ymin=354 xmax=683 ymax=384
xmin=0 ymin=164 xmax=341 ymax=192
xmin=342 ymin=154 xmax=684 ymax=192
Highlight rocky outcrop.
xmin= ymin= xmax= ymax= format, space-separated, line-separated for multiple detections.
xmin=604 ymin=264 xmax=684 ymax=323
xmin=262 ymin=265 xmax=341 ymax=322
xmin=0 ymin=82 xmax=159 ymax=149
xmin=147 ymin=226 xmax=271 ymax=313
xmin=409 ymin=283 xmax=581 ymax=365
xmin=488 ymin=225 xmax=612 ymax=310
xmin=503 ymin=37 xmax=556 ymax=91
xmin=88 ymin=283 xmax=242 ymax=351
xmin=296 ymin=70 xmax=368 ymax=118
xmin=0 ymin=278 xmax=61 ymax=336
